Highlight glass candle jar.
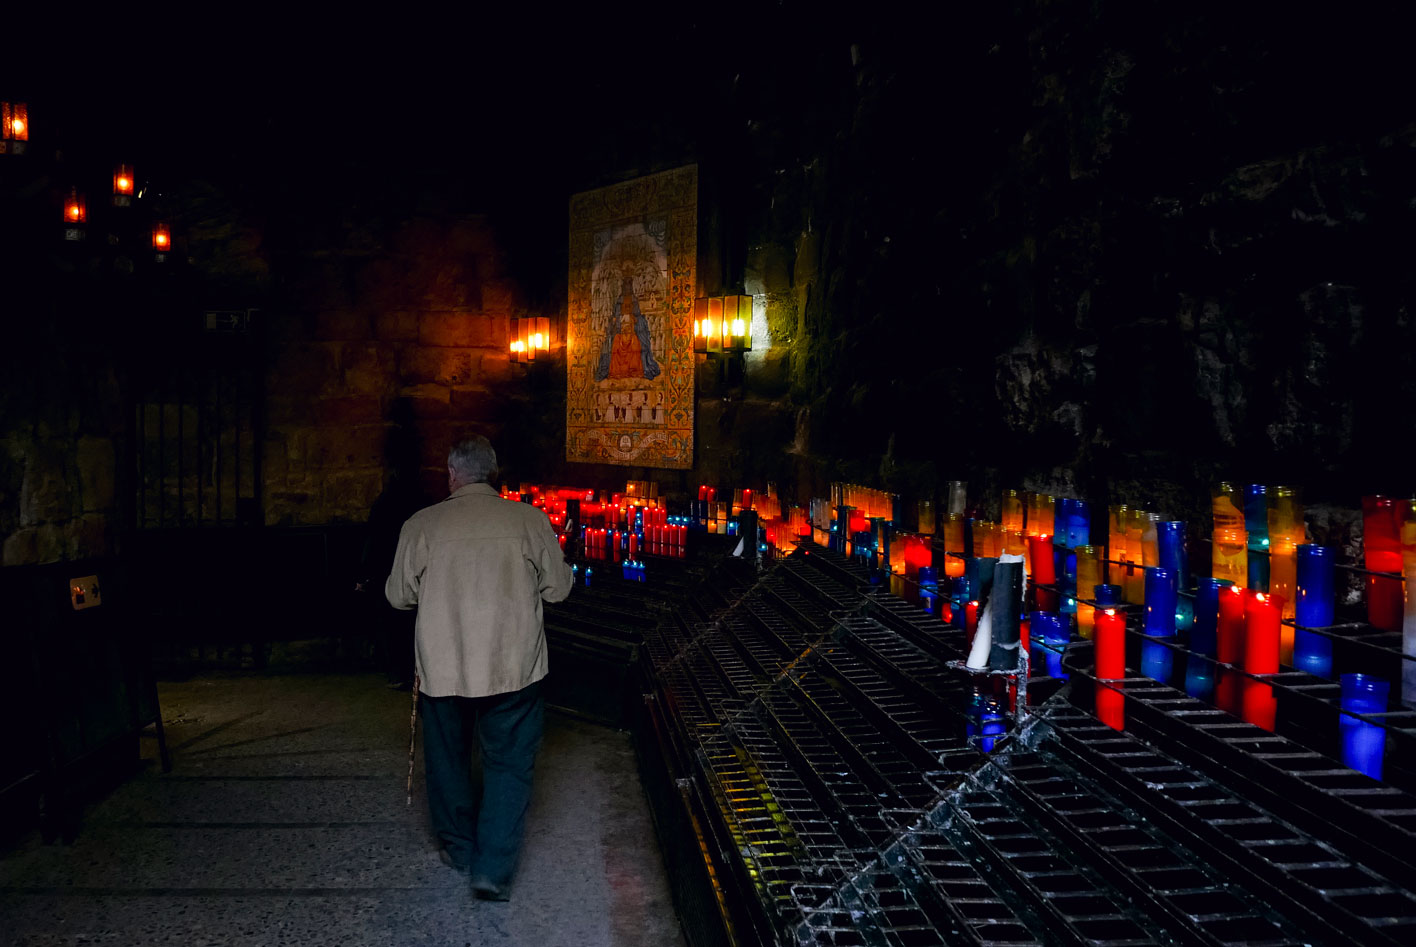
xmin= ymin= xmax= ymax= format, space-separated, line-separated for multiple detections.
xmin=1211 ymin=482 xmax=1248 ymax=587
xmin=1363 ymin=495 xmax=1404 ymax=632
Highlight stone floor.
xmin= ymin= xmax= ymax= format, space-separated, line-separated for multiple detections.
xmin=0 ymin=674 xmax=686 ymax=947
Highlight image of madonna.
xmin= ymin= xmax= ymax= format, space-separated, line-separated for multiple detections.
xmin=594 ymin=277 xmax=662 ymax=381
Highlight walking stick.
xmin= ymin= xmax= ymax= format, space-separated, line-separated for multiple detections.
xmin=406 ymin=673 xmax=419 ymax=806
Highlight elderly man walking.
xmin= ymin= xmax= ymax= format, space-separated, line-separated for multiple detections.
xmin=385 ymin=435 xmax=574 ymax=900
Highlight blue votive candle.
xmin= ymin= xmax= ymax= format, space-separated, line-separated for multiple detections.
xmin=1191 ymin=577 xmax=1229 ymax=658
xmin=1032 ymin=611 xmax=1070 ymax=647
xmin=1142 ymin=640 xmax=1174 ymax=682
xmin=1296 ymin=544 xmax=1336 ymax=628
xmin=1094 ymin=584 xmax=1122 ymax=607
xmin=1065 ymin=498 xmax=1091 ymax=548
xmin=1144 ymin=567 xmax=1178 ymax=637
xmin=1340 ymin=673 xmax=1390 ymax=779
xmin=1158 ymin=520 xmax=1194 ymax=630
xmin=1061 ymin=552 xmax=1078 ymax=615
xmin=1183 ymin=653 xmax=1216 ymax=701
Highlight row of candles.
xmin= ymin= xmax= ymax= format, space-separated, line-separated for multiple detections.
xmin=581 ymin=524 xmax=689 ymax=560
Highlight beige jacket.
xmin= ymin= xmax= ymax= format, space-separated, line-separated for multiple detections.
xmin=385 ymin=482 xmax=574 ymax=698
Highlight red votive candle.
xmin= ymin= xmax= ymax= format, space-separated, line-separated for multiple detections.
xmin=1241 ymin=677 xmax=1277 ymax=731
xmin=1096 ymin=687 xmax=1125 ymax=731
xmin=628 ymin=532 xmax=639 ymax=559
xmin=965 ymin=601 xmax=980 ymax=652
xmin=1363 ymin=495 xmax=1405 ymax=631
xmin=1029 ymin=535 xmax=1057 ymax=583
xmin=1029 ymin=534 xmax=1060 ymax=610
xmin=1217 ymin=584 xmax=1246 ymax=664
xmin=1094 ymin=608 xmax=1126 ymax=679
xmin=1244 ymin=590 xmax=1283 ymax=675
xmin=558 ymin=533 xmax=566 ymax=551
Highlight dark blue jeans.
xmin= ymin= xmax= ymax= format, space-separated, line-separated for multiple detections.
xmin=420 ymin=680 xmax=543 ymax=885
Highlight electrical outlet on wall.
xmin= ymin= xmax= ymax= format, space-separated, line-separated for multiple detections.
xmin=70 ymin=575 xmax=101 ymax=611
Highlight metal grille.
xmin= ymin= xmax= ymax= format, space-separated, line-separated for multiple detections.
xmin=634 ymin=538 xmax=1416 ymax=947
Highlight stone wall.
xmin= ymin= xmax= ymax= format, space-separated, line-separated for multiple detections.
xmin=1 ymin=285 xmax=126 ymax=567
xmin=260 ymin=216 xmax=526 ymax=524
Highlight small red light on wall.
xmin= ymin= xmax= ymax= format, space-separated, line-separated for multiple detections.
xmin=114 ymin=164 xmax=134 ymax=206
xmin=152 ymin=222 xmax=171 ymax=257
xmin=63 ymin=188 xmax=86 ymax=241
xmin=1 ymin=102 xmax=28 ymax=154
xmin=65 ymin=189 xmax=86 ymax=223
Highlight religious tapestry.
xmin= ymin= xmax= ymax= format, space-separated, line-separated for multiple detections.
xmin=566 ymin=165 xmax=696 ymax=468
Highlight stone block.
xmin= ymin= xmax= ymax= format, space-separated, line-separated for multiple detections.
xmin=401 ymin=384 xmax=453 ymax=419
xmin=315 ymin=310 xmax=372 ymax=340
xmin=20 ymin=447 xmax=71 ymax=527
xmin=284 ymin=429 xmax=310 ymax=480
xmin=314 ymin=396 xmax=383 ymax=425
xmin=392 ymin=218 xmax=446 ymax=258
xmin=287 ymin=261 xmax=353 ymax=310
xmin=35 ymin=523 xmax=65 ymax=564
xmin=744 ymin=243 xmax=794 ymax=295
xmin=262 ymin=435 xmax=288 ymax=485
xmin=419 ymin=312 xmax=502 ymax=348
xmin=449 ymin=387 xmax=500 ymax=422
xmin=481 ymin=280 xmax=517 ymax=315
xmin=356 ymin=258 xmax=417 ymax=313
xmin=420 ymin=260 xmax=480 ymax=310
xmin=265 ymin=490 xmax=315 ymax=527
xmin=324 ymin=471 xmax=383 ymax=521
xmin=762 ymin=291 xmax=798 ymax=345
xmin=339 ymin=343 xmax=397 ymax=395
xmin=445 ymin=218 xmax=495 ymax=256
xmin=476 ymin=351 xmax=515 ymax=385
xmin=68 ymin=513 xmax=110 ymax=559
xmin=2 ymin=528 xmax=38 ymax=566
xmin=745 ymin=347 xmax=791 ymax=399
xmin=375 ymin=310 xmax=420 ymax=341
xmin=268 ymin=343 xmax=338 ymax=397
xmin=307 ymin=424 xmax=386 ymax=470
xmin=400 ymin=347 xmax=478 ymax=386
xmin=76 ymin=435 xmax=116 ymax=513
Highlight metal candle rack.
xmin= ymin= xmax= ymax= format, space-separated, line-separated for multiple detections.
xmin=623 ymin=533 xmax=1416 ymax=946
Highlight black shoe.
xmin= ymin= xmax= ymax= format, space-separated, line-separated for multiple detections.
xmin=470 ymin=875 xmax=510 ymax=901
xmin=438 ymin=849 xmax=470 ymax=876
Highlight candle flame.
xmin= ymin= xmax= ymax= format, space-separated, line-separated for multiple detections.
xmin=1104 ymin=608 xmax=1116 ymax=616
xmin=12 ymin=119 xmax=24 ymax=135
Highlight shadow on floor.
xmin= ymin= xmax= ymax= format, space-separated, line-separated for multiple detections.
xmin=0 ymin=673 xmax=685 ymax=947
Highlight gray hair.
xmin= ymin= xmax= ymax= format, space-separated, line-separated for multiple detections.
xmin=448 ymin=435 xmax=498 ymax=484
